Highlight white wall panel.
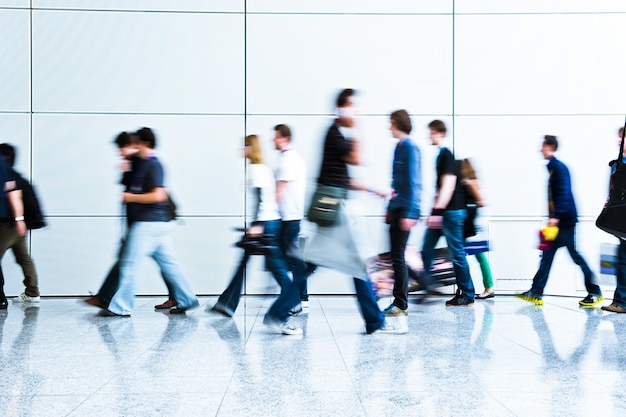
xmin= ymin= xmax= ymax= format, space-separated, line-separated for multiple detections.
xmin=0 ymin=114 xmax=31 ymax=173
xmin=247 ymin=0 xmax=451 ymax=14
xmin=33 ymin=0 xmax=244 ymax=12
xmin=454 ymin=115 xmax=619 ymax=217
xmin=246 ymin=14 xmax=453 ymax=115
xmin=32 ymin=114 xmax=245 ymax=216
xmin=455 ymin=14 xmax=626 ymax=115
xmin=0 ymin=1 xmax=28 ymax=8
xmin=0 ymin=9 xmax=30 ymax=112
xmin=457 ymin=0 xmax=626 ymax=14
xmin=32 ymin=10 xmax=244 ymax=114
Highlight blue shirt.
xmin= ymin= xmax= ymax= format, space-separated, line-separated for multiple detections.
xmin=547 ymin=156 xmax=577 ymax=227
xmin=388 ymin=137 xmax=421 ymax=219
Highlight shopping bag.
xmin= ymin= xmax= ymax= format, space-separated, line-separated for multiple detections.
xmin=367 ymin=246 xmax=455 ymax=298
xmin=599 ymin=242 xmax=617 ymax=286
xmin=465 ymin=217 xmax=490 ymax=255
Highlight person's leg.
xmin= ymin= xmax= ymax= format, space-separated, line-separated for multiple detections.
xmin=389 ymin=210 xmax=411 ymax=311
xmin=0 ymin=223 xmax=19 ymax=306
xmin=475 ymin=252 xmax=494 ymax=290
xmin=442 ymin=209 xmax=475 ymax=298
xmin=563 ymin=226 xmax=602 ymax=296
xmin=264 ymin=220 xmax=301 ymax=324
xmin=353 ymin=277 xmax=385 ymax=334
xmin=420 ymin=227 xmax=442 ymax=290
xmin=612 ymin=240 xmax=626 ymax=308
xmin=215 ymin=251 xmax=251 ymax=315
xmin=280 ymin=220 xmax=308 ymax=302
xmin=151 ymin=222 xmax=198 ymax=310
xmin=10 ymin=236 xmax=39 ymax=297
xmin=108 ymin=222 xmax=152 ymax=316
xmin=529 ymin=242 xmax=560 ymax=296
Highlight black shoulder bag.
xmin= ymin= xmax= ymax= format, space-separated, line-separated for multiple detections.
xmin=596 ymin=116 xmax=626 ymax=239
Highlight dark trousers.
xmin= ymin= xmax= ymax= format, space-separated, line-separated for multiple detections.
xmin=613 ymin=240 xmax=626 ymax=308
xmin=0 ymin=222 xmax=21 ymax=300
xmin=531 ymin=225 xmax=601 ymax=296
xmin=389 ymin=210 xmax=411 ymax=310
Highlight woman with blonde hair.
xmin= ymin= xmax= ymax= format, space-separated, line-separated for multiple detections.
xmin=212 ymin=135 xmax=301 ymax=334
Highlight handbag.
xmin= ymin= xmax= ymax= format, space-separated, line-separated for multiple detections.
xmin=596 ymin=117 xmax=626 ymax=239
xmin=306 ymin=185 xmax=347 ymax=227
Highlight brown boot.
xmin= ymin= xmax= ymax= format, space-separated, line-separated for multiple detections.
xmin=154 ymin=299 xmax=178 ymax=309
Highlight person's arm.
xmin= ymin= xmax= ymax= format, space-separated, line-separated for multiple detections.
xmin=276 ymin=180 xmax=287 ymax=205
xmin=7 ymin=185 xmax=26 ymax=236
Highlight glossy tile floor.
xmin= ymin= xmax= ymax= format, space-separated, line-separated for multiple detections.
xmin=0 ymin=294 xmax=625 ymax=417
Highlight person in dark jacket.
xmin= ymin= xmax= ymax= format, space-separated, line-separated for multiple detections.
xmin=517 ymin=135 xmax=603 ymax=307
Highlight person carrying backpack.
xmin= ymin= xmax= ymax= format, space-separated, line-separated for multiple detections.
xmin=0 ymin=143 xmax=44 ymax=304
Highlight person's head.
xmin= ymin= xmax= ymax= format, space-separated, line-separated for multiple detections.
xmin=336 ymin=88 xmax=356 ymax=128
xmin=244 ymin=134 xmax=263 ymax=164
xmin=389 ymin=110 xmax=412 ymax=139
xmin=273 ymin=124 xmax=291 ymax=151
xmin=459 ymin=158 xmax=477 ymax=181
xmin=113 ymin=131 xmax=140 ymax=158
xmin=0 ymin=143 xmax=16 ymax=167
xmin=541 ymin=135 xmax=558 ymax=159
xmin=135 ymin=127 xmax=157 ymax=149
xmin=428 ymin=119 xmax=447 ymax=146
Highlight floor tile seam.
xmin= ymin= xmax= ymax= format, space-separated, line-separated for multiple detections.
xmin=318 ymin=302 xmax=367 ymax=416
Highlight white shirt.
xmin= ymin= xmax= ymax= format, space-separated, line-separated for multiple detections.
xmin=247 ymin=163 xmax=280 ymax=222
xmin=275 ymin=147 xmax=306 ymax=221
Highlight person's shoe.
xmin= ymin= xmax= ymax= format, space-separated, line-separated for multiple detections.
xmin=99 ymin=309 xmax=130 ymax=317
xmin=83 ymin=295 xmax=108 ymax=309
xmin=154 ymin=299 xmax=178 ymax=309
xmin=288 ymin=304 xmax=303 ymax=316
xmin=279 ymin=320 xmax=303 ymax=335
xmin=515 ymin=290 xmax=544 ymax=305
xmin=579 ymin=294 xmax=605 ymax=308
xmin=476 ymin=290 xmax=495 ymax=300
xmin=0 ymin=297 xmax=7 ymax=310
xmin=445 ymin=290 xmax=475 ymax=306
xmin=601 ymin=303 xmax=626 ymax=313
xmin=369 ymin=317 xmax=409 ymax=334
xmin=170 ymin=300 xmax=199 ymax=315
xmin=382 ymin=304 xmax=408 ymax=316
xmin=211 ymin=303 xmax=234 ymax=318
xmin=13 ymin=293 xmax=40 ymax=303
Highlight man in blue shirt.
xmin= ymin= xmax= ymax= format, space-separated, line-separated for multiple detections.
xmin=517 ymin=135 xmax=603 ymax=307
xmin=384 ymin=110 xmax=421 ymax=317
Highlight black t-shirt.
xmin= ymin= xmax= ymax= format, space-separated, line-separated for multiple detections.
xmin=436 ymin=148 xmax=465 ymax=210
xmin=126 ymin=156 xmax=171 ymax=223
xmin=317 ymin=121 xmax=353 ymax=189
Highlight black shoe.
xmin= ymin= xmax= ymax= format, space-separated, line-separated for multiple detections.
xmin=445 ymin=290 xmax=474 ymax=307
xmin=0 ymin=297 xmax=7 ymax=310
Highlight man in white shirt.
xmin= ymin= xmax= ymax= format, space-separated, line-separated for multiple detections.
xmin=272 ymin=124 xmax=309 ymax=308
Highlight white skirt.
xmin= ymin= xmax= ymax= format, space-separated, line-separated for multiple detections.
xmin=302 ymin=199 xmax=376 ymax=279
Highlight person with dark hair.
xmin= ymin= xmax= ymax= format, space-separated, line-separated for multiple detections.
xmin=422 ymin=119 xmax=475 ymax=306
xmin=300 ymin=88 xmax=401 ymax=334
xmin=517 ymin=135 xmax=603 ymax=306
xmin=83 ymin=132 xmax=177 ymax=311
xmin=383 ymin=110 xmax=421 ymax=318
xmin=0 ymin=143 xmax=40 ymax=304
xmin=105 ymin=128 xmax=198 ymax=316
xmin=601 ymin=126 xmax=626 ymax=313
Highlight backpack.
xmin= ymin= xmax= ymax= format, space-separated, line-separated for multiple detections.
xmin=15 ymin=174 xmax=46 ymax=230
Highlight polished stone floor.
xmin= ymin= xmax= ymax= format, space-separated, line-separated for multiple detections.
xmin=0 ymin=294 xmax=625 ymax=417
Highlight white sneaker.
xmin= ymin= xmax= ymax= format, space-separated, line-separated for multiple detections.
xmin=13 ymin=293 xmax=41 ymax=303
xmin=372 ymin=316 xmax=408 ymax=335
xmin=280 ymin=320 xmax=303 ymax=335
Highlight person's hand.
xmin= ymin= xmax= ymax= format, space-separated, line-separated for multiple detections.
xmin=15 ymin=219 xmax=27 ymax=237
xmin=427 ymin=215 xmax=443 ymax=229
xmin=400 ymin=218 xmax=418 ymax=232
xmin=547 ymin=217 xmax=560 ymax=227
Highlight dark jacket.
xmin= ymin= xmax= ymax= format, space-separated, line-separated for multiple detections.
xmin=547 ymin=156 xmax=578 ymax=227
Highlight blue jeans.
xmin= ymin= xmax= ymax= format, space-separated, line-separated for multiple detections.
xmin=353 ymin=277 xmax=386 ymax=334
xmin=531 ymin=225 xmax=601 ymax=296
xmin=422 ymin=209 xmax=475 ymax=298
xmin=613 ymin=240 xmax=626 ymax=308
xmin=108 ymin=222 xmax=198 ymax=315
xmin=98 ymin=235 xmax=174 ymax=306
xmin=217 ymin=219 xmax=291 ymax=314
